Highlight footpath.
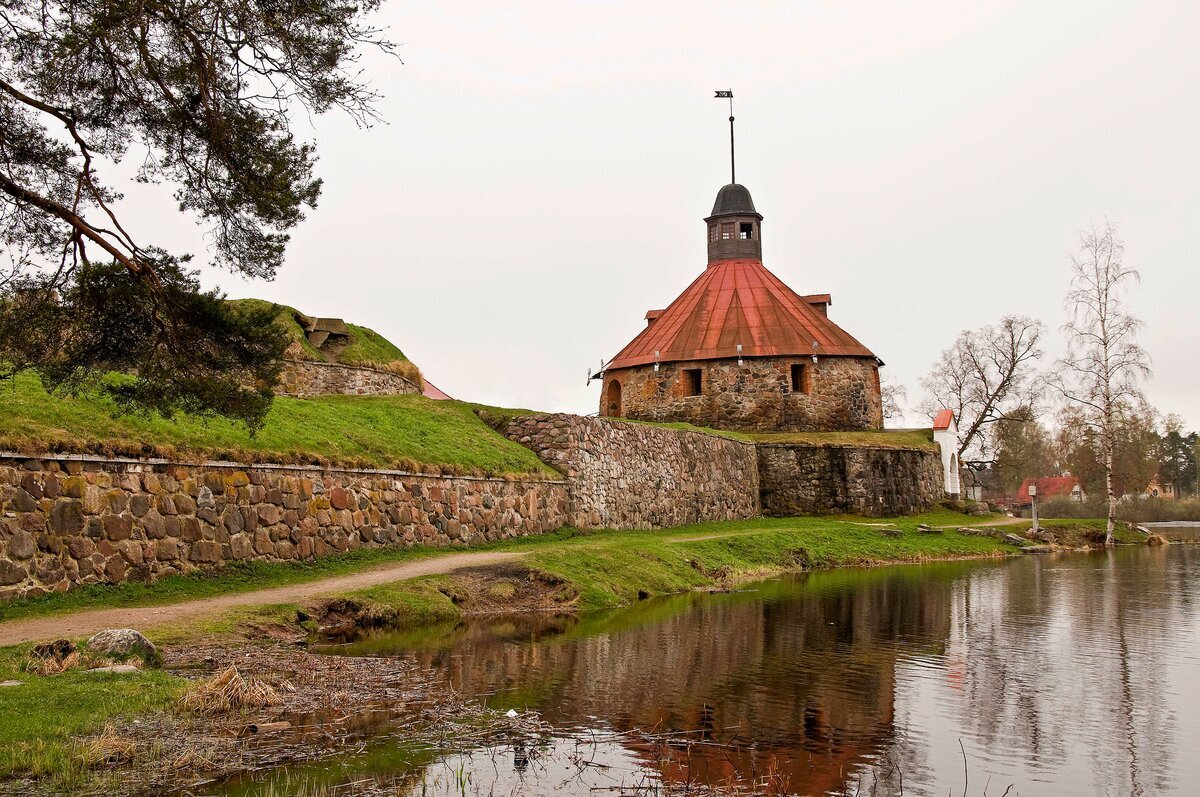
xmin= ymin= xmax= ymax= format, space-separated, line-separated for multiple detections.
xmin=0 ymin=550 xmax=524 ymax=647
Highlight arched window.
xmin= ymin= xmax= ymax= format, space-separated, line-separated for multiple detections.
xmin=605 ymin=379 xmax=623 ymax=417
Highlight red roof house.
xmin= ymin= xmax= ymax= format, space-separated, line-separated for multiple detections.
xmin=1012 ymin=476 xmax=1085 ymax=507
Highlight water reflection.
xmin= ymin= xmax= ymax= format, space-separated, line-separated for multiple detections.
xmin=237 ymin=546 xmax=1200 ymax=796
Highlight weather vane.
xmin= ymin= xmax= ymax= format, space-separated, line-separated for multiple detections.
xmin=714 ymin=89 xmax=735 ymax=184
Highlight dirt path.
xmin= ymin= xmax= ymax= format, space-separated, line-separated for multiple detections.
xmin=0 ymin=550 xmax=527 ymax=647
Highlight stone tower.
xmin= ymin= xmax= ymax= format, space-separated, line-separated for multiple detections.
xmin=598 ymin=182 xmax=884 ymax=432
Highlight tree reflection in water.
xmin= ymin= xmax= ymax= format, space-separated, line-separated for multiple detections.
xmin=310 ymin=546 xmax=1199 ymax=797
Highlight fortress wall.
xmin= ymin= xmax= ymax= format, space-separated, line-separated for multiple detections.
xmin=279 ymin=359 xmax=421 ymax=397
xmin=607 ymin=356 xmax=883 ymax=433
xmin=503 ymin=414 xmax=760 ymax=529
xmin=757 ymin=444 xmax=944 ymax=518
xmin=0 ymin=454 xmax=568 ymax=600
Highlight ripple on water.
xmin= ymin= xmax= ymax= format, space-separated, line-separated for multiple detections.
xmin=222 ymin=546 xmax=1200 ymax=797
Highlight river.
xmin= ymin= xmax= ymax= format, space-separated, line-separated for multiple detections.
xmin=213 ymin=545 xmax=1200 ymax=796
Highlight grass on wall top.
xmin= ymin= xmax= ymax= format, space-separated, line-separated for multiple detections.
xmin=600 ymin=417 xmax=937 ymax=451
xmin=230 ymin=299 xmax=411 ymax=370
xmin=0 ymin=372 xmax=558 ymax=478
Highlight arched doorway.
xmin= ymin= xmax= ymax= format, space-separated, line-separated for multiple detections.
xmin=604 ymin=379 xmax=623 ymax=417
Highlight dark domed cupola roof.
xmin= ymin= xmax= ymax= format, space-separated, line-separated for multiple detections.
xmin=705 ymin=183 xmax=764 ymax=262
xmin=708 ymin=183 xmax=762 ymax=219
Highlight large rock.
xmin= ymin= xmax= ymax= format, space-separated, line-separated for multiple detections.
xmin=87 ymin=628 xmax=158 ymax=664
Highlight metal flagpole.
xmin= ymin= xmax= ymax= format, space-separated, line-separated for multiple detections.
xmin=714 ymin=90 xmax=735 ymax=183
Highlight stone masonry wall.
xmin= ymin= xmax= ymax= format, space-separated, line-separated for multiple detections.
xmin=757 ymin=444 xmax=944 ymax=518
xmin=605 ymin=356 xmax=883 ymax=432
xmin=503 ymin=414 xmax=759 ymax=529
xmin=279 ymin=359 xmax=421 ymax=397
xmin=0 ymin=454 xmax=568 ymax=599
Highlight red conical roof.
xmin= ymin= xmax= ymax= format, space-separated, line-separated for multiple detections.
xmin=607 ymin=258 xmax=876 ymax=370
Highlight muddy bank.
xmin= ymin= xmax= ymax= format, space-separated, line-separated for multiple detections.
xmin=0 ymin=642 xmax=538 ymax=796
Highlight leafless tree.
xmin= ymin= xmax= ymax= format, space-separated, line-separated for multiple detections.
xmin=880 ymin=376 xmax=908 ymax=425
xmin=1054 ymin=221 xmax=1150 ymax=544
xmin=920 ymin=315 xmax=1046 ymax=470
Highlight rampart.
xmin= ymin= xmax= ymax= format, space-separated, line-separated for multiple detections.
xmin=279 ymin=359 xmax=421 ymax=397
xmin=758 ymin=443 xmax=944 ymax=517
xmin=0 ymin=418 xmax=947 ymax=599
xmin=0 ymin=454 xmax=568 ymax=600
xmin=502 ymin=414 xmax=761 ymax=529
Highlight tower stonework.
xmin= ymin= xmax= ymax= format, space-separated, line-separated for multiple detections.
xmin=600 ymin=183 xmax=883 ymax=433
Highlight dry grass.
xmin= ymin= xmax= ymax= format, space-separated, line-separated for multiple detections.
xmin=165 ymin=748 xmax=218 ymax=774
xmin=24 ymin=650 xmax=122 ymax=676
xmin=78 ymin=725 xmax=137 ymax=767
xmin=377 ymin=359 xmax=424 ymax=387
xmin=180 ymin=666 xmax=282 ymax=714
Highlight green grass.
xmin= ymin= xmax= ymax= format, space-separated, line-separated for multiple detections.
xmin=746 ymin=428 xmax=937 ymax=450
xmin=564 ymin=417 xmax=936 ymax=451
xmin=0 ymin=646 xmax=184 ymax=789
xmin=338 ymin=323 xmax=408 ymax=368
xmin=521 ymin=511 xmax=1006 ymax=611
xmin=0 ymin=371 xmax=557 ymax=477
xmin=1038 ymin=517 xmax=1144 ymax=545
xmin=230 ymin=300 xmax=409 ymax=368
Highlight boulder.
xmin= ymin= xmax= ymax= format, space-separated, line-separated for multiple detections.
xmin=1003 ymin=533 xmax=1026 ymax=546
xmin=86 ymin=628 xmax=158 ymax=665
xmin=86 ymin=664 xmax=140 ymax=675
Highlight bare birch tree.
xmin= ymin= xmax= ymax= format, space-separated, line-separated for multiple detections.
xmin=880 ymin=376 xmax=909 ymax=424
xmin=920 ymin=315 xmax=1046 ymax=470
xmin=1055 ymin=221 xmax=1150 ymax=544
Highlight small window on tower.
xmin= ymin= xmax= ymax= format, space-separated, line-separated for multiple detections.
xmin=791 ymin=363 xmax=809 ymax=394
xmin=709 ymin=224 xmax=719 ymax=243
xmin=739 ymin=222 xmax=754 ymax=239
xmin=721 ymin=222 xmax=735 ymax=240
xmin=683 ymin=368 xmax=703 ymax=396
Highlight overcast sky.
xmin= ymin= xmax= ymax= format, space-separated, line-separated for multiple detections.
xmin=117 ymin=0 xmax=1199 ymax=427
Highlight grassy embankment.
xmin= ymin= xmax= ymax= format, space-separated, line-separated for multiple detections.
xmin=0 ymin=371 xmax=554 ymax=478
xmin=237 ymin=299 xmax=422 ymax=381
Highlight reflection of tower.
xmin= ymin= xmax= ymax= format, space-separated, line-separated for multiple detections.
xmin=408 ymin=565 xmax=972 ymax=796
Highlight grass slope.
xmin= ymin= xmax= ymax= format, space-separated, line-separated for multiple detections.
xmin=0 ymin=372 xmax=556 ymax=477
xmin=231 ymin=300 xmax=409 ymax=368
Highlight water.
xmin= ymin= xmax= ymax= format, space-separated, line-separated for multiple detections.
xmin=214 ymin=546 xmax=1200 ymax=796
xmin=1142 ymin=521 xmax=1200 ymax=542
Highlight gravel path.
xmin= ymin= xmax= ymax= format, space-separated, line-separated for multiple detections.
xmin=0 ymin=550 xmax=526 ymax=647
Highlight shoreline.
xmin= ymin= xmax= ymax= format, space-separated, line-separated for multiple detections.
xmin=0 ymin=512 xmax=1149 ymax=794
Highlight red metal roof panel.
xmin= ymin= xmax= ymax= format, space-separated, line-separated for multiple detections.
xmin=607 ymin=258 xmax=876 ymax=369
